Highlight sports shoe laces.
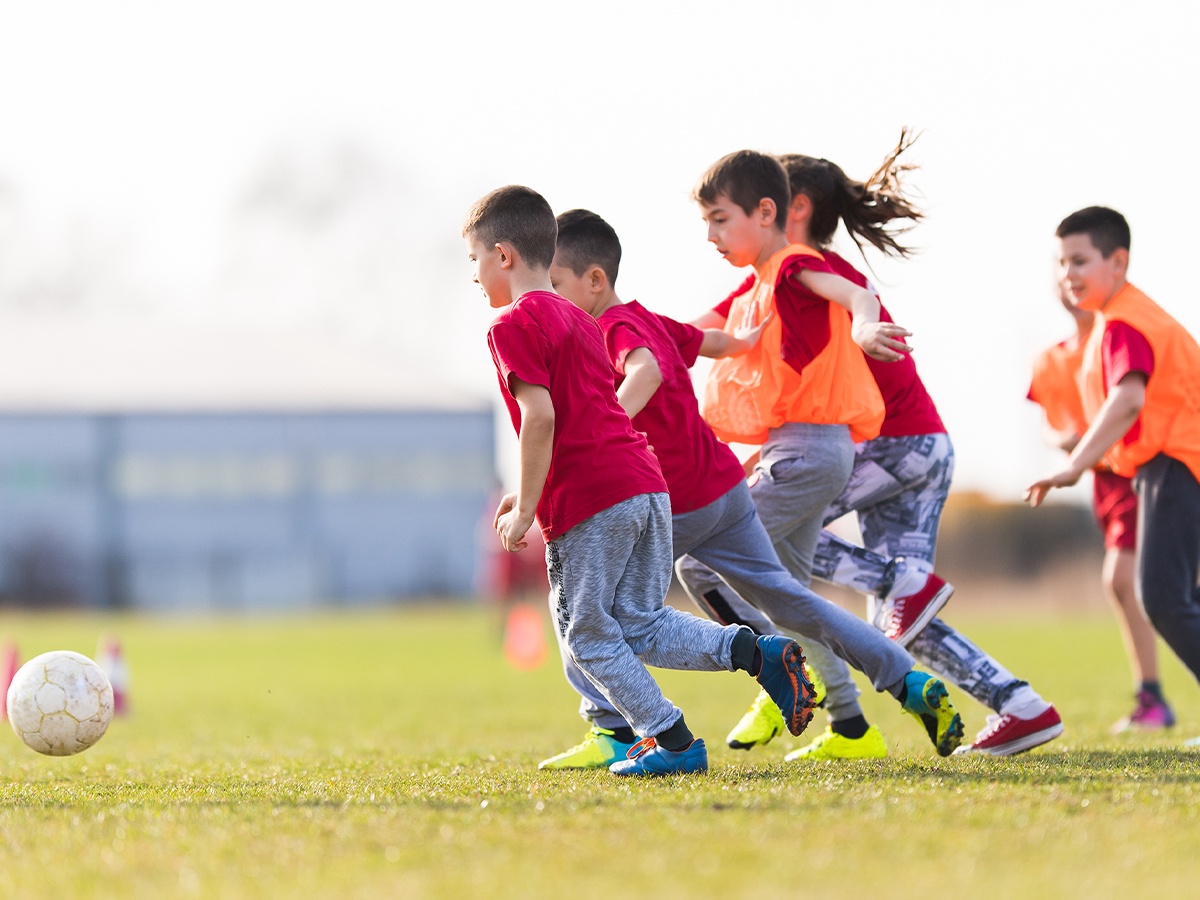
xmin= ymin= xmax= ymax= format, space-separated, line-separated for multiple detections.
xmin=626 ymin=737 xmax=657 ymax=759
xmin=976 ymin=714 xmax=1008 ymax=740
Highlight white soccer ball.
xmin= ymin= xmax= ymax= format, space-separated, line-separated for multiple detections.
xmin=6 ymin=651 xmax=115 ymax=756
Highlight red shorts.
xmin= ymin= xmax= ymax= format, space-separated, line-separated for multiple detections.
xmin=1092 ymin=468 xmax=1137 ymax=551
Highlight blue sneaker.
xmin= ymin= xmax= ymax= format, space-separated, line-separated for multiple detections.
xmin=754 ymin=635 xmax=817 ymax=736
xmin=609 ymin=738 xmax=709 ymax=776
xmin=902 ymin=671 xmax=964 ymax=757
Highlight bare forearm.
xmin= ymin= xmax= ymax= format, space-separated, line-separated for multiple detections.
xmin=699 ymin=329 xmax=748 ymax=359
xmin=516 ymin=412 xmax=554 ymax=517
xmin=1067 ymin=396 xmax=1142 ymax=476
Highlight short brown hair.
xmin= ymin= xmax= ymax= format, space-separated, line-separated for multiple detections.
xmin=462 ymin=185 xmax=557 ymax=269
xmin=1056 ymin=206 xmax=1131 ymax=258
xmin=692 ymin=151 xmax=789 ymax=232
xmin=554 ymin=209 xmax=622 ymax=285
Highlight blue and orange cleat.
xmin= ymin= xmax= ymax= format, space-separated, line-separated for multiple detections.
xmin=754 ymin=635 xmax=817 ymax=737
xmin=609 ymin=737 xmax=709 ymax=776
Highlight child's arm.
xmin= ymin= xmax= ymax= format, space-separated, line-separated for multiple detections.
xmin=691 ymin=309 xmax=727 ymax=330
xmin=494 ymin=376 xmax=555 ymax=551
xmin=698 ymin=310 xmax=774 ymax=359
xmin=796 ymin=269 xmax=912 ymax=362
xmin=1026 ymin=373 xmax=1146 ymax=507
xmin=616 ymin=347 xmax=663 ymax=419
xmin=1043 ymin=424 xmax=1081 ymax=454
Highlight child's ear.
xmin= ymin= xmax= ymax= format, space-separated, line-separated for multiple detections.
xmin=758 ymin=197 xmax=779 ymax=228
xmin=1110 ymin=247 xmax=1129 ymax=278
xmin=789 ymin=194 xmax=812 ymax=224
xmin=589 ymin=266 xmax=607 ymax=291
xmin=495 ymin=241 xmax=517 ymax=269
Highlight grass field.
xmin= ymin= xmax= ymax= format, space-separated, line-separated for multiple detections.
xmin=0 ymin=603 xmax=1197 ymax=899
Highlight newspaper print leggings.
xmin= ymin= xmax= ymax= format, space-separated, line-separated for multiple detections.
xmin=678 ymin=433 xmax=1030 ymax=717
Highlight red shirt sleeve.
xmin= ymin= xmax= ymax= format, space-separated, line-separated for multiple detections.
xmin=1102 ymin=321 xmax=1155 ymax=390
xmin=713 ymin=273 xmax=756 ymax=319
xmin=487 ymin=318 xmax=551 ymax=395
xmin=656 ymin=313 xmax=704 ymax=368
xmin=605 ymin=322 xmax=651 ymax=376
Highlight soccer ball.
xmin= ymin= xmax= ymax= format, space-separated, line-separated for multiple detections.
xmin=6 ymin=651 xmax=115 ymax=756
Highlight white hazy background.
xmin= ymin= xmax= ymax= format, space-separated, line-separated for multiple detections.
xmin=1 ymin=1 xmax=1197 ymax=500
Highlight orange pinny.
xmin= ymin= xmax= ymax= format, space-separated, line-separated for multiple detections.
xmin=702 ymin=243 xmax=884 ymax=445
xmin=1080 ymin=283 xmax=1200 ymax=482
xmin=1029 ymin=338 xmax=1089 ymax=437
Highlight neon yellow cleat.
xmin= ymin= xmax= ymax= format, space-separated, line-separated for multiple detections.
xmin=806 ymin=662 xmax=827 ymax=708
xmin=538 ymin=727 xmax=636 ymax=770
xmin=784 ymin=725 xmax=888 ymax=761
xmin=726 ymin=688 xmax=786 ymax=749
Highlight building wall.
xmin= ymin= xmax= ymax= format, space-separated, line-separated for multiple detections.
xmin=0 ymin=409 xmax=495 ymax=609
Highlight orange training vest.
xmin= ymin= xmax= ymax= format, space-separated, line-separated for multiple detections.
xmin=1030 ymin=338 xmax=1089 ymax=436
xmin=702 ymin=243 xmax=885 ymax=445
xmin=1080 ymin=283 xmax=1200 ymax=481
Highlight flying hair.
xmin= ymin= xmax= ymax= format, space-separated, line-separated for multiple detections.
xmin=778 ymin=127 xmax=924 ymax=260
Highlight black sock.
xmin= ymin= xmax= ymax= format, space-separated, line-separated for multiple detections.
xmin=1140 ymin=681 xmax=1164 ymax=701
xmin=609 ymin=726 xmax=636 ymax=744
xmin=655 ymin=715 xmax=694 ymax=752
xmin=731 ymin=628 xmax=760 ymax=675
xmin=831 ymin=715 xmax=870 ymax=740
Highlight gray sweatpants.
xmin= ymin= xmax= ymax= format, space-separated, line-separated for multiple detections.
xmin=548 ymin=492 xmax=741 ymax=737
xmin=563 ymin=432 xmax=914 ymax=730
xmin=680 ymin=433 xmax=1031 ymax=720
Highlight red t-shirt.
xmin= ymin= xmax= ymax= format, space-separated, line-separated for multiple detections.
xmin=1103 ymin=321 xmax=1155 ymax=388
xmin=598 ymin=301 xmax=746 ymax=514
xmin=714 ymin=250 xmax=945 ymax=437
xmin=1101 ymin=320 xmax=1155 ymax=450
xmin=488 ymin=290 xmax=667 ymax=541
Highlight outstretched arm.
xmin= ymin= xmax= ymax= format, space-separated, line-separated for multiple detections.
xmin=494 ymin=377 xmax=554 ymax=551
xmin=698 ymin=310 xmax=774 ymax=359
xmin=796 ymin=269 xmax=912 ymax=362
xmin=691 ymin=309 xmax=727 ymax=330
xmin=1026 ymin=373 xmax=1146 ymax=507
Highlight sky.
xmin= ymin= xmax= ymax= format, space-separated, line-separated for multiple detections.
xmin=1 ymin=1 xmax=1198 ymax=501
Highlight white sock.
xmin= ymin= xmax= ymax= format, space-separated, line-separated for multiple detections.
xmin=999 ymin=686 xmax=1050 ymax=719
xmin=885 ymin=557 xmax=930 ymax=601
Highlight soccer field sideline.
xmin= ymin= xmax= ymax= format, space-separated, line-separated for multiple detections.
xmin=0 ymin=604 xmax=1196 ymax=898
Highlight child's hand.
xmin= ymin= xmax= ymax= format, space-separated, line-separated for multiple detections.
xmin=1025 ymin=465 xmax=1083 ymax=507
xmin=852 ymin=320 xmax=912 ymax=362
xmin=494 ymin=492 xmax=534 ymax=552
xmin=731 ymin=308 xmax=775 ymax=349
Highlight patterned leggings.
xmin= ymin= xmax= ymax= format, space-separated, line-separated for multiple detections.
xmin=678 ymin=434 xmax=1031 ymax=717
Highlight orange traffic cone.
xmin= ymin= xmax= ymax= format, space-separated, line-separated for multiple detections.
xmin=96 ymin=636 xmax=129 ymax=717
xmin=502 ymin=603 xmax=548 ymax=671
xmin=0 ymin=642 xmax=18 ymax=718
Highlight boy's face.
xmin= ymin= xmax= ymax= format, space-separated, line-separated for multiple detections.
xmin=1059 ymin=233 xmax=1127 ymax=311
xmin=700 ymin=193 xmax=772 ymax=268
xmin=466 ymin=234 xmax=512 ymax=308
xmin=548 ymin=258 xmax=592 ymax=313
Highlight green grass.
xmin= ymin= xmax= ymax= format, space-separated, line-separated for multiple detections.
xmin=0 ymin=604 xmax=1197 ymax=899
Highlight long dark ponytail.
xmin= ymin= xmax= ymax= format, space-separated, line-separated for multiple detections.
xmin=778 ymin=128 xmax=923 ymax=259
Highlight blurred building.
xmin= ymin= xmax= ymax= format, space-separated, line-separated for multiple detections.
xmin=0 ymin=316 xmax=495 ymax=610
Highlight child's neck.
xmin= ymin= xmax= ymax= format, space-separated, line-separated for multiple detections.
xmin=510 ymin=267 xmax=555 ymax=300
xmin=753 ymin=230 xmax=792 ymax=275
xmin=590 ymin=290 xmax=623 ymax=319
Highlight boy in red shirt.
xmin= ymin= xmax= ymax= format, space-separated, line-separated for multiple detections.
xmin=1029 ymin=282 xmax=1172 ymax=731
xmin=538 ymin=207 xmax=963 ymax=768
xmin=1029 ymin=206 xmax=1200 ymax=746
xmin=465 ymin=185 xmax=814 ymax=776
